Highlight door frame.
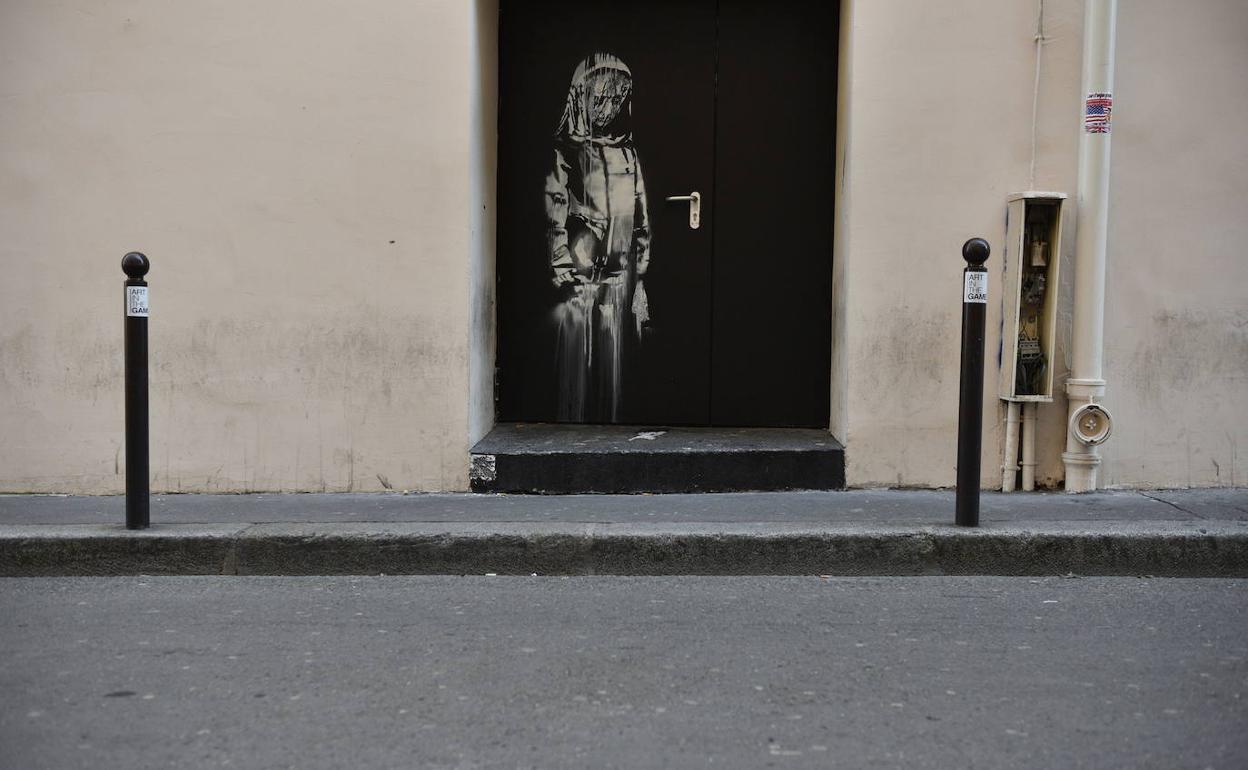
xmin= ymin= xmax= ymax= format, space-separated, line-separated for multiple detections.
xmin=467 ymin=0 xmax=851 ymax=446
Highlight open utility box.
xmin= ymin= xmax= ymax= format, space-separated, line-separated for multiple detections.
xmin=1000 ymin=191 xmax=1066 ymax=402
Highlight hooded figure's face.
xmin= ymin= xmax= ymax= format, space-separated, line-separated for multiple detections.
xmin=588 ymin=69 xmax=632 ymax=129
xmin=555 ymin=53 xmax=634 ymax=145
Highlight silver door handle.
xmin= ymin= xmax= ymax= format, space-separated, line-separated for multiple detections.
xmin=665 ymin=191 xmax=701 ymax=230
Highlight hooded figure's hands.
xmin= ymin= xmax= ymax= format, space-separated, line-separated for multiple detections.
xmin=552 ymin=267 xmax=581 ymax=288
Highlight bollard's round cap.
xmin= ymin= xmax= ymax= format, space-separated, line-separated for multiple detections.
xmin=122 ymin=252 xmax=150 ymax=278
xmin=962 ymin=238 xmax=990 ymax=266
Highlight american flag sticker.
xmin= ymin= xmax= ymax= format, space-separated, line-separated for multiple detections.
xmin=1085 ymin=92 xmax=1112 ymax=134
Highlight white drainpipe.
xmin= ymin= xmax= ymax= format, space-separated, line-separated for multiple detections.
xmin=1063 ymin=0 xmax=1118 ymax=492
xmin=1021 ymin=402 xmax=1038 ymax=490
xmin=1002 ymin=401 xmax=1021 ymax=492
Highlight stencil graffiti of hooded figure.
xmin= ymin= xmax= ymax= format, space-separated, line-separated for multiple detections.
xmin=545 ymin=53 xmax=651 ymax=423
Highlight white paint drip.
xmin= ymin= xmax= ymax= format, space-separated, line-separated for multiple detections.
xmin=628 ymin=431 xmax=666 ymax=442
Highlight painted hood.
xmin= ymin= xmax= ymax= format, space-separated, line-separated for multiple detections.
xmin=554 ymin=52 xmax=634 ymax=146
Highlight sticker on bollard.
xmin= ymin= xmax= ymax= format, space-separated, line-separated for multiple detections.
xmin=126 ymin=286 xmax=149 ymax=317
xmin=963 ymin=271 xmax=988 ymax=303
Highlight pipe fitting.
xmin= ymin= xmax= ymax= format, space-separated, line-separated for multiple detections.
xmin=1062 ymin=449 xmax=1101 ymax=493
xmin=1069 ymin=402 xmax=1112 ymax=446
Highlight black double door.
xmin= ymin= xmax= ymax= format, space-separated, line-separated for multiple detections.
xmin=496 ymin=0 xmax=836 ymax=428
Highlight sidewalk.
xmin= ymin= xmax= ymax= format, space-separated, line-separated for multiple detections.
xmin=2 ymin=489 xmax=1246 ymax=577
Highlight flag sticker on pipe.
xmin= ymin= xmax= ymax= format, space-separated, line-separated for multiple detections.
xmin=1085 ymin=92 xmax=1112 ymax=133
xmin=126 ymin=286 xmax=149 ymax=317
xmin=964 ymin=272 xmax=988 ymax=303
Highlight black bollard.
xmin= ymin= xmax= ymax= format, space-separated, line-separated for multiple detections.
xmin=956 ymin=238 xmax=990 ymax=527
xmin=122 ymin=252 xmax=150 ymax=530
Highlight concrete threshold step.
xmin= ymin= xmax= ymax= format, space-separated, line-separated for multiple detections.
xmin=469 ymin=423 xmax=846 ymax=494
xmin=3 ymin=521 xmax=1246 ymax=577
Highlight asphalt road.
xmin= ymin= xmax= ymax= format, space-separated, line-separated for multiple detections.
xmin=2 ymin=576 xmax=1245 ymax=769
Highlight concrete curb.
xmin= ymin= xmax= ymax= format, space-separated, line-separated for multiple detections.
xmin=3 ymin=521 xmax=1247 ymax=577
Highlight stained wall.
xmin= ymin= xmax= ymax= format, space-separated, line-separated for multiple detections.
xmin=834 ymin=0 xmax=1248 ymax=489
xmin=1098 ymin=0 xmax=1248 ymax=488
xmin=2 ymin=0 xmax=1243 ymax=493
xmin=0 ymin=0 xmax=496 ymax=492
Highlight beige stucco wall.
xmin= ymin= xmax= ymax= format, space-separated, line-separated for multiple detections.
xmin=1099 ymin=0 xmax=1248 ymax=487
xmin=835 ymin=0 xmax=1248 ymax=489
xmin=0 ymin=0 xmax=496 ymax=493
xmin=2 ymin=0 xmax=1243 ymax=493
xmin=835 ymin=0 xmax=1083 ymax=487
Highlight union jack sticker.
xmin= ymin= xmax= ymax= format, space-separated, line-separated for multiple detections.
xmin=1085 ymin=92 xmax=1112 ymax=134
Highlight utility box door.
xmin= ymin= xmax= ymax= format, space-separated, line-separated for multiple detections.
xmin=1000 ymin=192 xmax=1066 ymax=402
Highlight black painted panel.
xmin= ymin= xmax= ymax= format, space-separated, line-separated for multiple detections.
xmin=497 ymin=0 xmax=837 ymax=429
xmin=497 ymin=0 xmax=718 ymax=425
xmin=710 ymin=0 xmax=837 ymax=427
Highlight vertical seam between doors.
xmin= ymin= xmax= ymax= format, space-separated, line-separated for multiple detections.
xmin=707 ymin=0 xmax=722 ymax=426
